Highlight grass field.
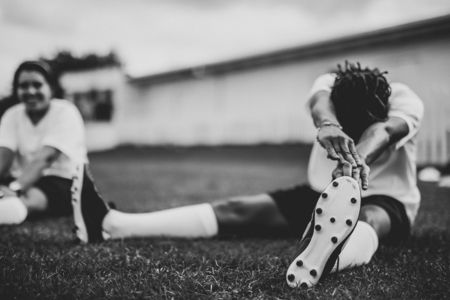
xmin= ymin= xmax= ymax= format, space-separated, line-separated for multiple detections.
xmin=1 ymin=145 xmax=449 ymax=299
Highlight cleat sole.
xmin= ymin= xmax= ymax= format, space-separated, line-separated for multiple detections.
xmin=286 ymin=177 xmax=361 ymax=288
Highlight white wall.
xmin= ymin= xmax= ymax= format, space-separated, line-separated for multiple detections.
xmin=121 ymin=35 xmax=450 ymax=164
xmin=60 ymin=67 xmax=126 ymax=152
xmin=119 ymin=65 xmax=316 ymax=146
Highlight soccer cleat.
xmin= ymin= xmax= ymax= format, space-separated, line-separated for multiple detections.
xmin=286 ymin=176 xmax=361 ymax=288
xmin=72 ymin=164 xmax=111 ymax=243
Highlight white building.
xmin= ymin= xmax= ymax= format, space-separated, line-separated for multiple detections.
xmin=61 ymin=14 xmax=450 ymax=165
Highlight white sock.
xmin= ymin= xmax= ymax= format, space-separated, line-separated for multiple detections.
xmin=0 ymin=197 xmax=28 ymax=224
xmin=103 ymin=203 xmax=219 ymax=239
xmin=331 ymin=221 xmax=379 ymax=273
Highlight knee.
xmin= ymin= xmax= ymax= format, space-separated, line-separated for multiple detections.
xmin=359 ymin=208 xmax=375 ymax=226
xmin=358 ymin=205 xmax=391 ymax=239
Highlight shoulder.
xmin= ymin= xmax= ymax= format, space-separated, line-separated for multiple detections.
xmin=2 ymin=103 xmax=25 ymax=121
xmin=314 ymin=73 xmax=337 ymax=85
xmin=309 ymin=73 xmax=337 ymax=95
xmin=389 ymin=83 xmax=420 ymax=100
xmin=388 ymin=82 xmax=423 ymax=107
xmin=49 ymin=99 xmax=84 ymax=123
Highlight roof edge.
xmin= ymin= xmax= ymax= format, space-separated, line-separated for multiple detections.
xmin=129 ymin=13 xmax=450 ymax=84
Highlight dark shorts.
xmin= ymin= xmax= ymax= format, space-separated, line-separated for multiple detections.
xmin=269 ymin=184 xmax=410 ymax=246
xmin=1 ymin=176 xmax=73 ymax=217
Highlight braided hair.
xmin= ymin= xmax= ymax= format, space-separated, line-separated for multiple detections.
xmin=330 ymin=61 xmax=391 ymax=142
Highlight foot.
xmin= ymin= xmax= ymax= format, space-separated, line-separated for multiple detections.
xmin=286 ymin=176 xmax=361 ymax=288
xmin=72 ymin=164 xmax=110 ymax=243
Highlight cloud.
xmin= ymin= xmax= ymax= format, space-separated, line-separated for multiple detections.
xmin=0 ymin=0 xmax=450 ymax=94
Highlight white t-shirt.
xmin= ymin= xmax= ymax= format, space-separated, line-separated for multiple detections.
xmin=306 ymin=74 xmax=424 ymax=225
xmin=0 ymin=99 xmax=88 ymax=179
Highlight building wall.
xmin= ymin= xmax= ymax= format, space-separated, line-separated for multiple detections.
xmin=120 ymin=64 xmax=315 ymax=146
xmin=123 ymin=34 xmax=450 ymax=164
xmin=60 ymin=67 xmax=126 ymax=152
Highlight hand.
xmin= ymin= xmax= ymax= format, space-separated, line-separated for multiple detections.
xmin=332 ymin=161 xmax=370 ymax=190
xmin=0 ymin=185 xmax=17 ymax=197
xmin=317 ymin=125 xmax=362 ymax=168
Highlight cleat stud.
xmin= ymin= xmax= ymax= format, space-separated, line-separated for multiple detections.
xmin=330 ymin=217 xmax=335 ymax=223
xmin=315 ymin=224 xmax=321 ymax=231
xmin=331 ymin=237 xmax=338 ymax=243
xmin=316 ymin=208 xmax=322 ymax=214
xmin=310 ymin=269 xmax=317 ymax=276
xmin=351 ymin=198 xmax=357 ymax=204
xmin=333 ymin=181 xmax=338 ymax=187
xmin=287 ymin=274 xmax=295 ymax=281
xmin=296 ymin=260 xmax=303 ymax=267
xmin=322 ymin=193 xmax=328 ymax=198
xmin=346 ymin=219 xmax=352 ymax=226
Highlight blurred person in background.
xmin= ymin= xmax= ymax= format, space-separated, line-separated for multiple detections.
xmin=73 ymin=62 xmax=423 ymax=288
xmin=0 ymin=61 xmax=88 ymax=224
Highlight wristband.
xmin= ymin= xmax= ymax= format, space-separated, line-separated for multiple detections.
xmin=316 ymin=122 xmax=343 ymax=147
xmin=317 ymin=121 xmax=343 ymax=132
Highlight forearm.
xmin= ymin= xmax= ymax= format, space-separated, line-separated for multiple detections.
xmin=310 ymin=91 xmax=340 ymax=128
xmin=356 ymin=124 xmax=393 ymax=165
xmin=0 ymin=147 xmax=15 ymax=179
xmin=14 ymin=146 xmax=61 ymax=192
xmin=15 ymin=159 xmax=51 ymax=191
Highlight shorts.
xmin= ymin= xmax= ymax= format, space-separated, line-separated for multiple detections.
xmin=1 ymin=176 xmax=73 ymax=217
xmin=269 ymin=184 xmax=410 ymax=246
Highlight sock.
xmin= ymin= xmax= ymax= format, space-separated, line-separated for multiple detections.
xmin=331 ymin=221 xmax=379 ymax=273
xmin=102 ymin=203 xmax=219 ymax=239
xmin=0 ymin=197 xmax=28 ymax=224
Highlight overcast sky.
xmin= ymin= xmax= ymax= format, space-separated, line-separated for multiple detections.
xmin=1 ymin=0 xmax=450 ymax=95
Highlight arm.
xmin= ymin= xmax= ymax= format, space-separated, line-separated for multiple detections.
xmin=0 ymin=147 xmax=15 ymax=179
xmin=11 ymin=146 xmax=61 ymax=192
xmin=310 ymin=91 xmax=362 ymax=167
xmin=332 ymin=116 xmax=409 ymax=190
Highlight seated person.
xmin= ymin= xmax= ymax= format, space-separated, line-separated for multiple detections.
xmin=73 ymin=62 xmax=423 ymax=288
xmin=0 ymin=61 xmax=88 ymax=223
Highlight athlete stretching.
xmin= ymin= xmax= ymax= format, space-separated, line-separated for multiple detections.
xmin=73 ymin=62 xmax=423 ymax=287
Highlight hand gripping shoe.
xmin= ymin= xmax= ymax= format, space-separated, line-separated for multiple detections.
xmin=286 ymin=176 xmax=361 ymax=288
xmin=72 ymin=164 xmax=111 ymax=243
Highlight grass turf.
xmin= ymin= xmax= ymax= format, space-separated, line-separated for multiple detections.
xmin=0 ymin=145 xmax=449 ymax=299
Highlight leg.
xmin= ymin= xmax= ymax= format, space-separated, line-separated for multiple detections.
xmin=359 ymin=204 xmax=391 ymax=240
xmin=101 ymin=184 xmax=321 ymax=240
xmin=0 ymin=187 xmax=48 ymax=224
xmin=102 ymin=194 xmax=290 ymax=240
xmin=286 ymin=177 xmax=362 ymax=288
xmin=75 ymin=165 xmax=314 ymax=243
xmin=212 ymin=194 xmax=290 ymax=236
xmin=333 ymin=196 xmax=407 ymax=273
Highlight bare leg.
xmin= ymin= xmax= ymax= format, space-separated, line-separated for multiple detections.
xmin=212 ymin=194 xmax=290 ymax=236
xmin=333 ymin=205 xmax=391 ymax=272
xmin=358 ymin=204 xmax=391 ymax=241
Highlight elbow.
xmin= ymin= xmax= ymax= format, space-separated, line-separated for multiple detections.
xmin=385 ymin=125 xmax=409 ymax=145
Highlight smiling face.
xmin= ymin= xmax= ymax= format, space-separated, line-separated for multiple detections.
xmin=17 ymin=70 xmax=53 ymax=114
